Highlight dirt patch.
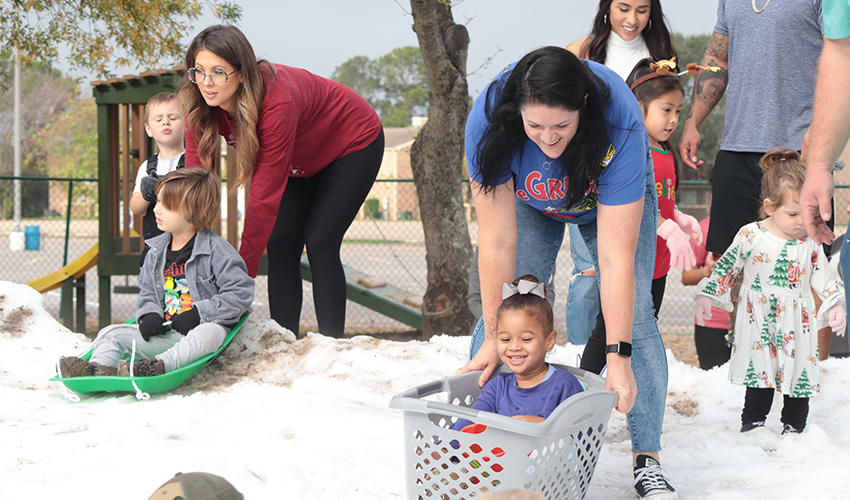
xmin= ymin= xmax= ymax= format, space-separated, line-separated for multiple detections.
xmin=0 ymin=306 xmax=34 ymax=337
xmin=668 ymin=392 xmax=700 ymax=416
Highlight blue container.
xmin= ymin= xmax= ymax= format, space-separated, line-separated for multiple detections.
xmin=25 ymin=225 xmax=40 ymax=250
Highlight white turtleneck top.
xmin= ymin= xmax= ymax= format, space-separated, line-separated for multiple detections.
xmin=604 ymin=32 xmax=650 ymax=80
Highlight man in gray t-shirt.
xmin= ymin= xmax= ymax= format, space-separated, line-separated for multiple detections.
xmin=679 ymin=0 xmax=824 ymax=255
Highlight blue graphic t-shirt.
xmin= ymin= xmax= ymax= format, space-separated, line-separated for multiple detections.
xmin=465 ymin=59 xmax=648 ymax=222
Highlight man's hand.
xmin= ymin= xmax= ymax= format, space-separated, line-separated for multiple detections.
xmin=678 ymin=125 xmax=704 ymax=170
xmin=800 ymin=167 xmax=836 ymax=245
xmin=457 ymin=339 xmax=500 ymax=388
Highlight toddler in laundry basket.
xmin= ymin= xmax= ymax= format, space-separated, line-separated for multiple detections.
xmin=452 ymin=275 xmax=584 ymax=430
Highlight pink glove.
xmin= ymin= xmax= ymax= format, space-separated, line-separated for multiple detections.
xmin=694 ymin=295 xmax=714 ymax=326
xmin=658 ymin=219 xmax=697 ymax=271
xmin=673 ymin=209 xmax=703 ymax=245
xmin=827 ymin=304 xmax=846 ymax=336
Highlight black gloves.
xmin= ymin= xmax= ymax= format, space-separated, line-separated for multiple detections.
xmin=139 ymin=313 xmax=168 ymax=341
xmin=140 ymin=175 xmax=158 ymax=202
xmin=171 ymin=306 xmax=201 ymax=335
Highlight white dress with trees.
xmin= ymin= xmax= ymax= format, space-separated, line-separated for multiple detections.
xmin=697 ymin=222 xmax=842 ymax=397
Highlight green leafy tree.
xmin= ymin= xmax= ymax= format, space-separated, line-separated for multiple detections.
xmin=332 ymin=46 xmax=429 ymax=127
xmin=0 ymin=63 xmax=77 ymax=218
xmin=671 ymin=33 xmax=726 ymax=181
xmin=0 ymin=0 xmax=241 ymax=79
xmin=26 ymin=97 xmax=98 ymax=217
xmin=751 ymin=273 xmax=763 ymax=291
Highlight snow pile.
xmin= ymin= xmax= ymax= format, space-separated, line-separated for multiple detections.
xmin=1 ymin=280 xmax=849 ymax=499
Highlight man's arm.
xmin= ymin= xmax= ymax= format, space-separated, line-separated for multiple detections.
xmin=679 ymin=32 xmax=730 ymax=169
xmin=801 ymin=36 xmax=850 ymax=244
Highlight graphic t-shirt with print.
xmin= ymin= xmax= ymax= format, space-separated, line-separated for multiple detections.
xmin=465 ymin=59 xmax=648 ymax=224
xmin=162 ymin=235 xmax=196 ymax=320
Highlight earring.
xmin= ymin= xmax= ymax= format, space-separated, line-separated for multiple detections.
xmin=603 ymin=13 xmax=608 ymax=25
xmin=644 ymin=19 xmax=652 ymax=32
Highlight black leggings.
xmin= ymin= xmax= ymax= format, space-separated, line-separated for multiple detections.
xmin=694 ymin=325 xmax=731 ymax=370
xmin=266 ymin=129 xmax=385 ymax=338
xmin=742 ymin=387 xmax=809 ymax=430
xmin=580 ymin=276 xmax=666 ymax=373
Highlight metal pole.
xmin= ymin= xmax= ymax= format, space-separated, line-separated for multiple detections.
xmin=9 ymin=51 xmax=24 ymax=251
xmin=64 ymin=180 xmax=73 ymax=266
xmin=13 ymin=53 xmax=21 ymax=230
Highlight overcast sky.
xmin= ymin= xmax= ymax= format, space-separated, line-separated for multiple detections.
xmin=73 ymin=1 xmax=720 ymax=96
xmin=202 ymin=0 xmax=719 ymax=96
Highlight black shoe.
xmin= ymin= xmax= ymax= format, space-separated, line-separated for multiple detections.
xmin=633 ymin=454 xmax=678 ymax=499
xmin=741 ymin=420 xmax=767 ymax=433
xmin=781 ymin=424 xmax=802 ymax=435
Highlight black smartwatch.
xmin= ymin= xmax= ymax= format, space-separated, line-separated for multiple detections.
xmin=605 ymin=341 xmax=632 ymax=358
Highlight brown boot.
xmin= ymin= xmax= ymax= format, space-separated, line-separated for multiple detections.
xmin=117 ymin=358 xmax=164 ymax=377
xmin=92 ymin=364 xmax=118 ymax=376
xmin=58 ymin=357 xmax=94 ymax=378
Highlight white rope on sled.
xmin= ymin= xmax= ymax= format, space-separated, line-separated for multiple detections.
xmin=129 ymin=339 xmax=151 ymax=401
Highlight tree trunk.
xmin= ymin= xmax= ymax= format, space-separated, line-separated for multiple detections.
xmin=408 ymin=0 xmax=474 ymax=336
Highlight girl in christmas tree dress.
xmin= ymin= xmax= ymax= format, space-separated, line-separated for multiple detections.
xmin=695 ymin=148 xmax=845 ymax=434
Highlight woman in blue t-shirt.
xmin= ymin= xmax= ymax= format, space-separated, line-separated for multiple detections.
xmin=459 ymin=46 xmax=669 ymax=488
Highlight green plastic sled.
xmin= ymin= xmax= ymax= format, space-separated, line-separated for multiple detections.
xmin=51 ymin=314 xmax=248 ymax=397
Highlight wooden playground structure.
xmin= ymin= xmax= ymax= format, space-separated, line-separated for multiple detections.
xmin=28 ymin=67 xmax=422 ymax=333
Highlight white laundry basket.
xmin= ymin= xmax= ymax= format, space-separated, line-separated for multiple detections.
xmin=390 ymin=364 xmax=617 ymax=500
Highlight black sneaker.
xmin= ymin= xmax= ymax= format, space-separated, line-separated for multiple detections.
xmin=633 ymin=454 xmax=678 ymax=499
xmin=781 ymin=424 xmax=802 ymax=435
xmin=740 ymin=420 xmax=767 ymax=433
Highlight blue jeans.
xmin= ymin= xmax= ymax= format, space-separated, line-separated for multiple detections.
xmin=841 ymin=233 xmax=850 ymax=337
xmin=469 ymin=155 xmax=667 ymax=453
xmin=566 ymin=224 xmax=600 ymax=345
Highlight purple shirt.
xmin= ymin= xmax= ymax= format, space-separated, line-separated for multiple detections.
xmin=452 ymin=366 xmax=584 ymax=430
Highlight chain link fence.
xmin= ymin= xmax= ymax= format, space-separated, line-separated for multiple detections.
xmin=2 ymin=177 xmax=848 ymax=338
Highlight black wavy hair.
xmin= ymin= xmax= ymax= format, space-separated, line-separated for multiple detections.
xmin=581 ymin=0 xmax=678 ymax=64
xmin=474 ymin=46 xmax=611 ymax=209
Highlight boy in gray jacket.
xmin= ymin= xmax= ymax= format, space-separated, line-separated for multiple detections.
xmin=60 ymin=166 xmax=254 ymax=377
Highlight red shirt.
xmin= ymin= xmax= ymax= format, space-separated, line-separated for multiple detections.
xmin=652 ymin=147 xmax=676 ymax=279
xmin=185 ymin=64 xmax=382 ymax=276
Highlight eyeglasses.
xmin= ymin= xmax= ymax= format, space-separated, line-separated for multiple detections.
xmin=187 ymin=68 xmax=236 ymax=86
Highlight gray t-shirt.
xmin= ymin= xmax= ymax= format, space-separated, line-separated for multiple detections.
xmin=715 ymin=0 xmax=823 ymax=152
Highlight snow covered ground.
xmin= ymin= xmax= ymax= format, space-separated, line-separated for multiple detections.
xmin=2 ymin=280 xmax=849 ymax=499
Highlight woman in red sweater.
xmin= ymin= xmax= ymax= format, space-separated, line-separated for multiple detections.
xmin=181 ymin=25 xmax=383 ymax=338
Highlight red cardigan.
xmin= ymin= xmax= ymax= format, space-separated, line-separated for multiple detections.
xmin=185 ymin=64 xmax=381 ymax=276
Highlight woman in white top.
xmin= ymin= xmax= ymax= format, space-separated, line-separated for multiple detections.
xmin=565 ymin=2 xmax=681 ymax=498
xmin=566 ymin=0 xmax=677 ymax=80
xmin=565 ymin=0 xmax=680 ymax=367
